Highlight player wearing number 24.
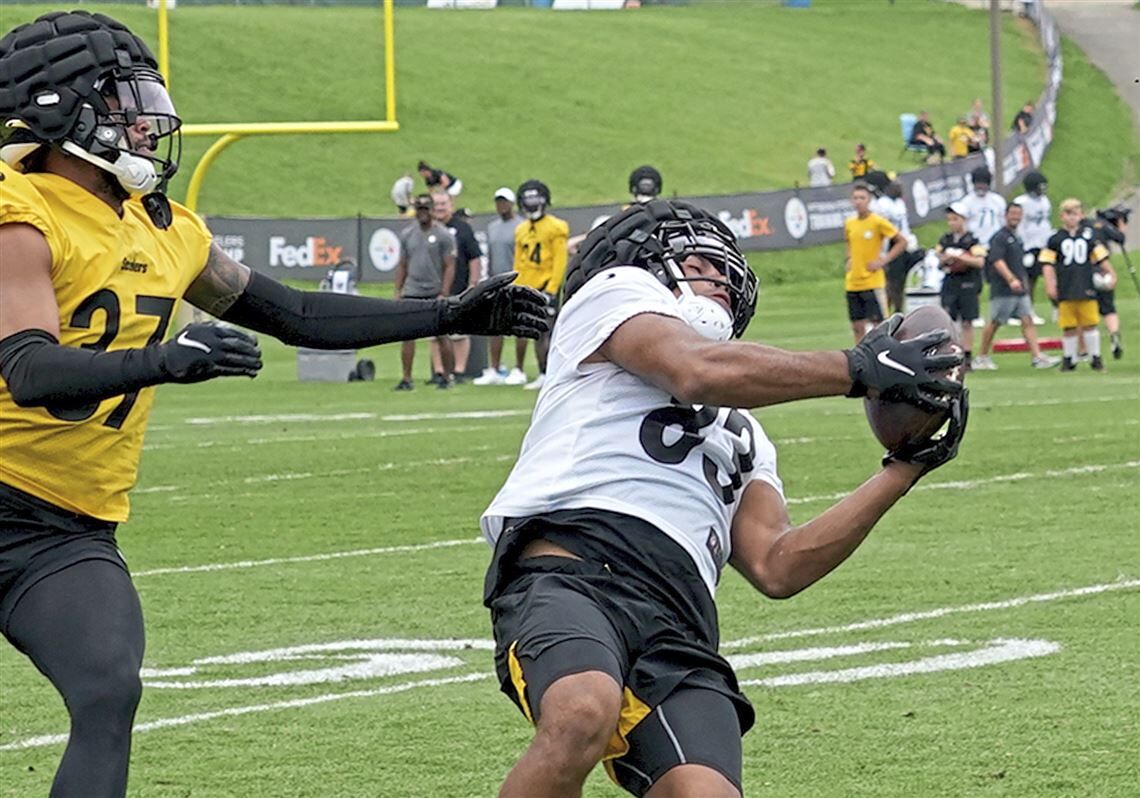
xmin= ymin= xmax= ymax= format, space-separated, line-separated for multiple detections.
xmin=0 ymin=12 xmax=549 ymax=798
xmin=480 ymin=199 xmax=968 ymax=798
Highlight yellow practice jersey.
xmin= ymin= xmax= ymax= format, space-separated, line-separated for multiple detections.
xmin=844 ymin=212 xmax=898 ymax=291
xmin=514 ymin=213 xmax=570 ymax=294
xmin=0 ymin=163 xmax=211 ymax=522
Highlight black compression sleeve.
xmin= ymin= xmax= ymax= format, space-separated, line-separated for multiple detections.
xmin=0 ymin=329 xmax=168 ymax=409
xmin=218 ymin=270 xmax=449 ymax=349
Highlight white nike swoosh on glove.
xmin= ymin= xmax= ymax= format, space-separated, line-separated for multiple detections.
xmin=177 ymin=330 xmax=212 ymax=354
xmin=876 ymin=349 xmax=916 ymax=376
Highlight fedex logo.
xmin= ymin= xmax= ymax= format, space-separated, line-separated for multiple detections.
xmin=269 ymin=236 xmax=345 ymax=268
xmin=717 ymin=209 xmax=772 ymax=239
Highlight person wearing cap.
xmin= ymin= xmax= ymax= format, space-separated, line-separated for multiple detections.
xmin=474 ymin=188 xmax=526 ymax=385
xmin=847 ymin=143 xmax=876 ymax=180
xmin=393 ymin=194 xmax=458 ymax=390
xmin=935 ymin=202 xmax=987 ymax=369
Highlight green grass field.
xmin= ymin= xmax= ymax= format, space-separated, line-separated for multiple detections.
xmin=1 ymin=278 xmax=1137 ymax=798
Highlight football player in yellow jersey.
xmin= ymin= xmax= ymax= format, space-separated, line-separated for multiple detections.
xmin=511 ymin=179 xmax=570 ymax=390
xmin=0 ymin=13 xmax=548 ymax=797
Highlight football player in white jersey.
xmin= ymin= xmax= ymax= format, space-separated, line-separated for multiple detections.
xmin=481 ymin=200 xmax=968 ymax=798
xmin=1013 ymin=170 xmax=1052 ymax=314
xmin=960 ymin=166 xmax=1008 ymax=249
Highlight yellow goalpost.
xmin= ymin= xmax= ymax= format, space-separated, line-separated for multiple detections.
xmin=152 ymin=0 xmax=400 ymax=212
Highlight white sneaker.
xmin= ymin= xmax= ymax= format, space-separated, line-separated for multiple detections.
xmin=1032 ymin=355 xmax=1060 ymax=369
xmin=473 ymin=368 xmax=505 ymax=386
xmin=504 ymin=368 xmax=528 ymax=385
xmin=1031 ymin=314 xmax=1046 ymax=325
xmin=523 ymin=374 xmax=546 ymax=391
xmin=973 ymin=355 xmax=998 ymax=370
xmin=972 ymin=318 xmax=986 ymax=329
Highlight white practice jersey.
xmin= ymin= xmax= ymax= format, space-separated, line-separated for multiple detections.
xmin=1013 ymin=193 xmax=1053 ymax=250
xmin=959 ymin=191 xmax=1007 ymax=247
xmin=871 ymin=195 xmax=912 ymax=254
xmin=481 ymin=267 xmax=783 ymax=596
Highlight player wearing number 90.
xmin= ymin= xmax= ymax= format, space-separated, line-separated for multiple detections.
xmin=0 ymin=12 xmax=548 ymax=798
xmin=481 ymin=199 xmax=968 ymax=798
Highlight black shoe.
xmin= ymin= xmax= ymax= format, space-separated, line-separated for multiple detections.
xmin=394 ymin=379 xmax=414 ymax=391
xmin=436 ymin=377 xmax=452 ymax=390
xmin=450 ymin=372 xmax=468 ymax=384
xmin=426 ymin=372 xmax=446 ymax=386
xmin=1091 ymin=355 xmax=1105 ymax=372
xmin=1111 ymin=334 xmax=1123 ymax=360
xmin=1060 ymin=357 xmax=1077 ymax=372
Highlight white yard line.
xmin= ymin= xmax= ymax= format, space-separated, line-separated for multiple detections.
xmin=182 ymin=409 xmax=532 ymax=426
xmin=722 ymin=578 xmax=1140 ymax=650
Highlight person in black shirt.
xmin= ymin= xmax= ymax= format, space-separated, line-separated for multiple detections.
xmin=909 ymin=111 xmax=946 ymax=162
xmin=417 ymin=159 xmax=463 ymax=197
xmin=1039 ymin=198 xmax=1118 ymax=371
xmin=936 ymin=202 xmax=986 ymax=369
xmin=1087 ymin=205 xmax=1129 ymax=359
xmin=1011 ymin=101 xmax=1035 ymax=135
xmin=973 ymin=204 xmax=1058 ymax=370
xmin=430 ymin=191 xmax=485 ymax=382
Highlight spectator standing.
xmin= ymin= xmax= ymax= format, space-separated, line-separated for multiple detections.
xmin=871 ymin=181 xmax=920 ymax=314
xmin=511 ymin=180 xmax=569 ymax=390
xmin=475 ymin=187 xmax=526 ymax=385
xmin=429 ymin=192 xmax=483 ymax=383
xmin=390 ymin=173 xmax=415 ymax=215
xmin=967 ymin=98 xmax=991 ymax=146
xmin=1011 ymin=101 xmax=1035 ymax=135
xmin=807 ymin=147 xmax=835 ymax=187
xmin=973 ymin=204 xmax=1058 ymax=370
xmin=947 ymin=116 xmax=979 ymax=160
xmin=1039 ymin=199 xmax=1118 ymax=371
xmin=936 ymin=202 xmax=987 ymax=370
xmin=394 ymin=194 xmax=457 ymax=390
xmin=844 ymin=183 xmax=906 ymax=343
xmin=1088 ymin=205 xmax=1129 ymax=359
xmin=847 ymin=143 xmax=876 ymax=180
xmin=1013 ymin=170 xmax=1051 ymax=319
xmin=417 ymin=159 xmax=464 ymax=197
xmin=909 ymin=111 xmax=946 ymax=163
xmin=960 ymin=167 xmax=1007 ymax=252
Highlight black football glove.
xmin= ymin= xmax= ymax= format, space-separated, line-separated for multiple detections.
xmin=440 ymin=272 xmax=551 ymax=339
xmin=159 ymin=323 xmax=263 ymax=383
xmin=845 ymin=314 xmax=964 ymax=412
xmin=883 ymin=388 xmax=969 ymax=478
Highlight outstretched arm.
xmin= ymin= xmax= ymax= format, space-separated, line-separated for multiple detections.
xmin=729 ymin=462 xmax=921 ymax=598
xmin=185 ymin=243 xmax=549 ymax=347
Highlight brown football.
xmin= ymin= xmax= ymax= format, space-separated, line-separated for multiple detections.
xmin=863 ymin=305 xmax=965 ymax=451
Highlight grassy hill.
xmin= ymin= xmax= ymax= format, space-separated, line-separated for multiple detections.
xmin=1 ymin=1 xmax=1135 ymax=283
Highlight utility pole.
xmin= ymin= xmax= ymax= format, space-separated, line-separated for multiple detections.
xmin=990 ymin=0 xmax=1004 ymax=194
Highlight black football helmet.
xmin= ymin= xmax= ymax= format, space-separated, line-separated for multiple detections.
xmin=0 ymin=11 xmax=181 ymax=203
xmin=970 ymin=166 xmax=992 ymax=190
xmin=517 ymin=179 xmax=550 ymax=221
xmin=1023 ymin=170 xmax=1047 ymax=196
xmin=564 ymin=199 xmax=758 ymax=339
xmin=628 ymin=165 xmax=662 ymax=203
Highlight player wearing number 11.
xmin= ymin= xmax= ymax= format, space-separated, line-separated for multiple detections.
xmin=481 ymin=199 xmax=968 ymax=798
xmin=0 ymin=12 xmax=549 ymax=798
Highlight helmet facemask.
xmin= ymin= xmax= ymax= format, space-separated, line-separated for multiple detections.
xmin=519 ymin=188 xmax=547 ymax=221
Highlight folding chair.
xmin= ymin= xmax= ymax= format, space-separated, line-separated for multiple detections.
xmin=898 ymin=113 xmax=928 ymax=161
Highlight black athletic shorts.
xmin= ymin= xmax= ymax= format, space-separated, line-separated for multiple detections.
xmin=940 ymin=276 xmax=981 ymax=322
xmin=1024 ymin=248 xmax=1043 ymax=279
xmin=846 ymin=289 xmax=885 ymax=323
xmin=0 ymin=482 xmax=124 ymax=636
xmin=485 ymin=509 xmax=753 ymax=796
xmin=1097 ymin=289 xmax=1116 ymax=316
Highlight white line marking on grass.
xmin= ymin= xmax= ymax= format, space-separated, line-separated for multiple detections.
xmin=784 ymin=460 xmax=1140 ymax=505
xmin=738 ymin=638 xmax=1060 ymax=687
xmin=133 ymin=538 xmax=484 ymax=577
xmin=182 ymin=410 xmax=531 ymax=426
xmin=380 ymin=410 xmax=532 ymax=422
xmin=0 ymin=673 xmax=492 ymax=752
xmin=722 ymin=578 xmax=1140 ymax=650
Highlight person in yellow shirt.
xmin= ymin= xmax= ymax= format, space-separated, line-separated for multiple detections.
xmin=511 ymin=179 xmax=570 ymax=390
xmin=844 ymin=183 xmax=906 ymax=342
xmin=948 ymin=116 xmax=979 ymax=160
xmin=847 ymin=143 xmax=876 ymax=179
xmin=0 ymin=13 xmax=548 ymax=797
